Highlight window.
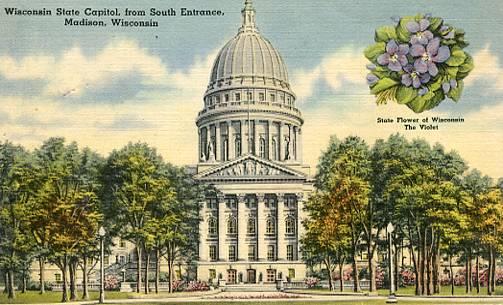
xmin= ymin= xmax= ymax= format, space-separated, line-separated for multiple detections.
xmin=247 ymin=217 xmax=256 ymax=234
xmin=235 ymin=93 xmax=241 ymax=101
xmin=222 ymin=138 xmax=229 ymax=161
xmin=248 ymin=245 xmax=256 ymax=261
xmin=119 ymin=239 xmax=126 ymax=248
xmin=284 ymin=195 xmax=297 ymax=209
xmin=225 ymin=94 xmax=230 ymax=102
xmin=209 ymin=245 xmax=217 ymax=261
xmin=208 ymin=217 xmax=217 ymax=236
xmin=215 ymin=95 xmax=220 ymax=103
xmin=287 ymin=245 xmax=295 ymax=261
xmin=259 ymin=92 xmax=265 ymax=101
xmin=259 ymin=138 xmax=266 ymax=158
xmin=266 ymin=218 xmax=276 ymax=235
xmin=267 ymin=245 xmax=276 ymax=261
xmin=245 ymin=195 xmax=257 ymax=209
xmin=119 ymin=256 xmax=125 ymax=264
xmin=270 ymin=94 xmax=276 ymax=103
xmin=226 ymin=196 xmax=237 ymax=209
xmin=55 ymin=273 xmax=61 ymax=282
xmin=265 ymin=196 xmax=277 ymax=209
xmin=288 ymin=268 xmax=296 ymax=280
xmin=227 ymin=217 xmax=237 ymax=234
xmin=247 ymin=91 xmax=253 ymax=101
xmin=272 ymin=139 xmax=278 ymax=160
xmin=209 ymin=269 xmax=216 ymax=280
xmin=235 ymin=137 xmax=242 ymax=157
xmin=104 ymin=256 xmax=109 ymax=265
xmin=285 ymin=217 xmax=296 ymax=235
xmin=207 ymin=198 xmax=218 ymax=209
xmin=228 ymin=245 xmax=236 ymax=261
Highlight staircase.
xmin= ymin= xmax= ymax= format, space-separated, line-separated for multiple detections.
xmin=223 ymin=283 xmax=278 ymax=292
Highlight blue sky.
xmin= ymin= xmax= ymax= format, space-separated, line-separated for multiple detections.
xmin=0 ymin=0 xmax=502 ymax=178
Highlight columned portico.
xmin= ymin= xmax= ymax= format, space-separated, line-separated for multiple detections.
xmin=195 ymin=0 xmax=312 ymax=284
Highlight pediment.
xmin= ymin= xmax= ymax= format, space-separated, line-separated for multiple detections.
xmin=195 ymin=154 xmax=306 ymax=180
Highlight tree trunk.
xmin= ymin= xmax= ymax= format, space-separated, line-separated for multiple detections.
xmin=136 ymin=245 xmax=142 ymax=293
xmin=491 ymin=252 xmax=496 ymax=294
xmin=352 ymin=254 xmax=360 ymax=292
xmin=475 ymin=255 xmax=480 ymax=294
xmin=69 ymin=260 xmax=77 ymax=301
xmin=368 ymin=241 xmax=375 ymax=292
xmin=433 ymin=239 xmax=441 ymax=294
xmin=168 ymin=258 xmax=173 ymax=294
xmin=324 ymin=257 xmax=333 ymax=291
xmin=61 ymin=255 xmax=68 ymax=303
xmin=144 ymin=251 xmax=150 ymax=294
xmin=394 ymin=241 xmax=399 ymax=290
xmin=3 ymin=271 xmax=8 ymax=294
xmin=155 ymin=248 xmax=160 ymax=294
xmin=449 ymin=254 xmax=454 ymax=296
xmin=488 ymin=247 xmax=493 ymax=296
xmin=7 ymin=270 xmax=15 ymax=299
xmin=338 ymin=264 xmax=344 ymax=292
xmin=39 ymin=257 xmax=45 ymax=294
xmin=82 ymin=257 xmax=89 ymax=300
xmin=409 ymin=240 xmax=420 ymax=295
xmin=419 ymin=232 xmax=425 ymax=295
xmin=21 ymin=269 xmax=27 ymax=293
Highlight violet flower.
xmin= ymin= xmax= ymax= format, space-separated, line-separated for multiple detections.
xmin=407 ymin=19 xmax=434 ymax=45
xmin=442 ymin=79 xmax=458 ymax=93
xmin=367 ymin=73 xmax=379 ymax=85
xmin=377 ymin=40 xmax=409 ymax=72
xmin=410 ymin=38 xmax=450 ymax=77
xmin=401 ymin=64 xmax=431 ymax=89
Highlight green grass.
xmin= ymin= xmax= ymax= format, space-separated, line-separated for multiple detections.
xmin=0 ymin=291 xmax=130 ymax=304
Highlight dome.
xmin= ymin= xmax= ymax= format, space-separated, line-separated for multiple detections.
xmin=206 ymin=0 xmax=292 ymax=95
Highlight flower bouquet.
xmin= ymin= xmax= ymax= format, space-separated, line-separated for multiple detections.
xmin=364 ymin=14 xmax=473 ymax=113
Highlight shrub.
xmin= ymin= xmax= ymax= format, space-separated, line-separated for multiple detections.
xmin=304 ymin=277 xmax=320 ymax=288
xmin=104 ymin=275 xmax=119 ymax=291
xmin=184 ymin=280 xmax=209 ymax=292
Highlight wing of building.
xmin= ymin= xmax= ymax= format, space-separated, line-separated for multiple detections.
xmin=195 ymin=0 xmax=313 ymax=285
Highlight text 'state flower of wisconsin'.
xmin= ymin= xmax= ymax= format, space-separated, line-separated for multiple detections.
xmin=401 ymin=64 xmax=431 ymax=89
xmin=407 ymin=19 xmax=434 ymax=45
xmin=410 ymin=37 xmax=450 ymax=77
xmin=377 ymin=40 xmax=409 ymax=72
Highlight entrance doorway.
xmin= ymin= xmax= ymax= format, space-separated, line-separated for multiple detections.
xmin=247 ymin=269 xmax=256 ymax=283
xmin=227 ymin=269 xmax=237 ymax=284
xmin=266 ymin=269 xmax=276 ymax=283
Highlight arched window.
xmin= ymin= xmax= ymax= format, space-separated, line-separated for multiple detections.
xmin=227 ymin=217 xmax=237 ymax=234
xmin=272 ymin=139 xmax=277 ymax=160
xmin=247 ymin=218 xmax=256 ymax=234
xmin=259 ymin=138 xmax=266 ymax=158
xmin=208 ymin=217 xmax=217 ymax=236
xmin=235 ymin=137 xmax=242 ymax=157
xmin=285 ymin=217 xmax=296 ymax=235
xmin=266 ymin=217 xmax=276 ymax=235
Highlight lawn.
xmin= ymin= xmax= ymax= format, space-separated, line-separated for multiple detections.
xmin=0 ymin=291 xmax=130 ymax=304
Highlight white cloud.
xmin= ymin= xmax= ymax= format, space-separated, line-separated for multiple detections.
xmin=464 ymin=45 xmax=503 ymax=90
xmin=0 ymin=39 xmax=169 ymax=97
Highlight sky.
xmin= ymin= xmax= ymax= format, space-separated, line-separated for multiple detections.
xmin=0 ymin=0 xmax=502 ymax=179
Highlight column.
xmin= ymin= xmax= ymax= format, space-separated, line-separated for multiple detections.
xmin=296 ymin=193 xmax=305 ymax=261
xmin=228 ymin=121 xmax=235 ymax=160
xmin=203 ymin=127 xmax=209 ymax=162
xmin=278 ymin=122 xmax=283 ymax=161
xmin=257 ymin=193 xmax=266 ymax=260
xmin=198 ymin=128 xmax=201 ymax=161
xmin=276 ymin=193 xmax=286 ymax=260
xmin=267 ymin=121 xmax=273 ymax=161
xmin=199 ymin=200 xmax=208 ymax=261
xmin=242 ymin=120 xmax=249 ymax=155
xmin=237 ymin=194 xmax=247 ymax=261
xmin=297 ymin=127 xmax=303 ymax=162
xmin=254 ymin=120 xmax=260 ymax=157
xmin=218 ymin=195 xmax=226 ymax=261
xmin=215 ymin=122 xmax=221 ymax=162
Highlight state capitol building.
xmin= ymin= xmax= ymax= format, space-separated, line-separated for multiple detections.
xmin=194 ymin=0 xmax=313 ymax=284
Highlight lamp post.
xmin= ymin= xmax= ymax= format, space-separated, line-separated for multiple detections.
xmin=386 ymin=222 xmax=397 ymax=303
xmin=98 ymin=226 xmax=106 ymax=304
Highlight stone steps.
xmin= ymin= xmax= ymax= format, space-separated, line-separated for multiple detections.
xmin=223 ymin=283 xmax=278 ymax=292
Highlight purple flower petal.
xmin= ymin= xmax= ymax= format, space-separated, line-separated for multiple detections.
xmin=427 ymin=62 xmax=439 ymax=77
xmin=442 ymin=82 xmax=451 ymax=93
xmin=432 ymin=46 xmax=451 ymax=63
xmin=419 ymin=19 xmax=430 ymax=31
xmin=388 ymin=61 xmax=403 ymax=72
xmin=419 ymin=87 xmax=429 ymax=96
xmin=367 ymin=73 xmax=379 ymax=85
xmin=420 ymin=73 xmax=431 ymax=84
xmin=418 ymin=35 xmax=429 ymax=45
xmin=444 ymin=31 xmax=455 ymax=39
xmin=386 ymin=40 xmax=399 ymax=54
xmin=402 ymin=74 xmax=412 ymax=87
xmin=423 ymin=30 xmax=434 ymax=41
xmin=397 ymin=44 xmax=409 ymax=56
xmin=414 ymin=59 xmax=428 ymax=73
xmin=366 ymin=63 xmax=376 ymax=70
xmin=406 ymin=21 xmax=420 ymax=33
xmin=412 ymin=76 xmax=421 ymax=88
xmin=377 ymin=53 xmax=390 ymax=65
xmin=440 ymin=25 xmax=449 ymax=32
xmin=410 ymin=44 xmax=425 ymax=57
xmin=403 ymin=64 xmax=414 ymax=73
xmin=410 ymin=35 xmax=420 ymax=45
xmin=398 ymin=55 xmax=408 ymax=67
xmin=450 ymin=79 xmax=457 ymax=88
xmin=427 ymin=38 xmax=440 ymax=56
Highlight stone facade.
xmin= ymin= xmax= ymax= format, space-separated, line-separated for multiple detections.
xmin=195 ymin=0 xmax=313 ymax=284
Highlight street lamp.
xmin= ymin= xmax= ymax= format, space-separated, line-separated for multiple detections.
xmin=98 ymin=226 xmax=106 ymax=304
xmin=386 ymin=222 xmax=397 ymax=304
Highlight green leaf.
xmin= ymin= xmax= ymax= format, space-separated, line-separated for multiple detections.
xmin=370 ymin=78 xmax=398 ymax=95
xmin=429 ymin=17 xmax=443 ymax=32
xmin=397 ymin=16 xmax=415 ymax=43
xmin=375 ymin=26 xmax=398 ymax=42
xmin=364 ymin=42 xmax=386 ymax=61
xmin=446 ymin=47 xmax=467 ymax=67
xmin=423 ymin=89 xmax=445 ymax=111
xmin=447 ymin=80 xmax=464 ymax=102
xmin=458 ymin=54 xmax=474 ymax=74
xmin=446 ymin=67 xmax=458 ymax=78
xmin=407 ymin=96 xmax=427 ymax=113
xmin=396 ymin=86 xmax=417 ymax=105
xmin=428 ymin=77 xmax=444 ymax=91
